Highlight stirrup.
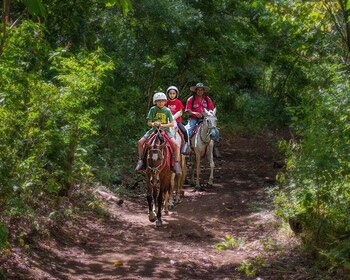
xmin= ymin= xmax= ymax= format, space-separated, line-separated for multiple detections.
xmin=213 ymin=147 xmax=221 ymax=158
xmin=181 ymin=143 xmax=190 ymax=155
xmin=172 ymin=161 xmax=182 ymax=174
xmin=135 ymin=159 xmax=144 ymax=171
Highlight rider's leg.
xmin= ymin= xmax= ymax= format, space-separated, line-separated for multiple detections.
xmin=213 ymin=128 xmax=221 ymax=158
xmin=177 ymin=122 xmax=190 ymax=154
xmin=186 ymin=118 xmax=198 ymax=140
xmin=170 ymin=138 xmax=182 ymax=174
xmin=135 ymin=137 xmax=147 ymax=171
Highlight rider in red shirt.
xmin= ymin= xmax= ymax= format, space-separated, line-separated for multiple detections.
xmin=166 ymin=86 xmax=190 ymax=154
xmin=185 ymin=83 xmax=221 ymax=158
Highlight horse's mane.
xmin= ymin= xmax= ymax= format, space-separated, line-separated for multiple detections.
xmin=156 ymin=131 xmax=165 ymax=144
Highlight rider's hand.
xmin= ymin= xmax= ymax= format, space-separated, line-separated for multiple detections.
xmin=154 ymin=122 xmax=161 ymax=127
xmin=195 ymin=112 xmax=203 ymax=118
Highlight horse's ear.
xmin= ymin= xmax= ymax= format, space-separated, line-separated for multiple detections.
xmin=203 ymin=108 xmax=209 ymax=116
xmin=213 ymin=107 xmax=217 ymax=115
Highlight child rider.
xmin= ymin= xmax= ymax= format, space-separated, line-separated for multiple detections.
xmin=166 ymin=86 xmax=190 ymax=155
xmin=135 ymin=92 xmax=182 ymax=174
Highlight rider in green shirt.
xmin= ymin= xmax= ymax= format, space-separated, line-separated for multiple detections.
xmin=135 ymin=92 xmax=181 ymax=174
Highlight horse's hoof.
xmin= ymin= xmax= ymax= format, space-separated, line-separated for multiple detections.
xmin=156 ymin=219 xmax=162 ymax=227
xmin=149 ymin=212 xmax=156 ymax=222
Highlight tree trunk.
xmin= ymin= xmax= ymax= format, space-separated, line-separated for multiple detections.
xmin=59 ymin=126 xmax=79 ymax=196
xmin=0 ymin=0 xmax=10 ymax=56
xmin=145 ymin=58 xmax=160 ymax=112
xmin=338 ymin=0 xmax=350 ymax=53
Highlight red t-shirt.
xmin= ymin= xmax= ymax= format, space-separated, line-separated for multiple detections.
xmin=167 ymin=99 xmax=184 ymax=122
xmin=185 ymin=95 xmax=214 ymax=118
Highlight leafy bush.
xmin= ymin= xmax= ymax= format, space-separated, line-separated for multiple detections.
xmin=0 ymin=222 xmax=8 ymax=249
xmin=276 ymin=65 xmax=350 ymax=270
xmin=0 ymin=20 xmax=114 ymax=212
xmin=220 ymin=89 xmax=287 ymax=132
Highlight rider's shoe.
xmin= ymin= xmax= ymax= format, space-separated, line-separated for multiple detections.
xmin=213 ymin=146 xmax=222 ymax=158
xmin=181 ymin=143 xmax=190 ymax=155
xmin=135 ymin=159 xmax=144 ymax=171
xmin=172 ymin=161 xmax=182 ymax=174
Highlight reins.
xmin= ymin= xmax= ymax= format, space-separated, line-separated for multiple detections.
xmin=147 ymin=146 xmax=165 ymax=173
xmin=147 ymin=128 xmax=170 ymax=174
xmin=199 ymin=116 xmax=217 ymax=145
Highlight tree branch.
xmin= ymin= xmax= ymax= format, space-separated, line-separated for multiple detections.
xmin=0 ymin=0 xmax=10 ymax=56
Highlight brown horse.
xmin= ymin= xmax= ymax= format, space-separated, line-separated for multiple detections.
xmin=145 ymin=129 xmax=172 ymax=226
xmin=169 ymin=124 xmax=187 ymax=207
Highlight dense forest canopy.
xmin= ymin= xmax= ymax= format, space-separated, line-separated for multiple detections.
xmin=1 ymin=0 xmax=350 ymax=272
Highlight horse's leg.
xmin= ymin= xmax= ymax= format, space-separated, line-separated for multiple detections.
xmin=195 ymin=151 xmax=201 ymax=190
xmin=168 ymin=173 xmax=175 ymax=210
xmin=147 ymin=187 xmax=156 ymax=222
xmin=208 ymin=141 xmax=215 ymax=186
xmin=163 ymin=189 xmax=170 ymax=214
xmin=156 ymin=188 xmax=163 ymax=226
xmin=174 ymin=155 xmax=186 ymax=202
xmin=153 ymin=187 xmax=158 ymax=207
xmin=174 ymin=173 xmax=180 ymax=204
xmin=189 ymin=152 xmax=196 ymax=187
xmin=178 ymin=157 xmax=187 ymax=200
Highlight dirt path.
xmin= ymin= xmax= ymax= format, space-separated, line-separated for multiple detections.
xmin=3 ymin=130 xmax=317 ymax=280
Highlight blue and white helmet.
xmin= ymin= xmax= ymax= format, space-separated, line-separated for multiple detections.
xmin=153 ymin=92 xmax=167 ymax=104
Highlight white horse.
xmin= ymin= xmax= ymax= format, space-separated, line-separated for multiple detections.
xmin=168 ymin=123 xmax=187 ymax=209
xmin=189 ymin=108 xmax=217 ymax=191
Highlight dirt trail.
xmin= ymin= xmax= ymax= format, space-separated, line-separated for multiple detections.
xmin=3 ymin=130 xmax=315 ymax=280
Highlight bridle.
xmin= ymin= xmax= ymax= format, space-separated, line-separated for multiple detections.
xmin=199 ymin=114 xmax=217 ymax=145
xmin=147 ymin=146 xmax=165 ymax=174
xmin=146 ymin=129 xmax=169 ymax=186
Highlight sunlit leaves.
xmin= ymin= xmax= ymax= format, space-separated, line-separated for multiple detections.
xmin=104 ymin=0 xmax=133 ymax=15
xmin=277 ymin=66 xmax=350 ymax=269
xmin=24 ymin=0 xmax=47 ymax=19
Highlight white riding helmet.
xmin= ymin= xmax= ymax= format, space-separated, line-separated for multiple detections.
xmin=166 ymin=86 xmax=179 ymax=99
xmin=153 ymin=92 xmax=167 ymax=104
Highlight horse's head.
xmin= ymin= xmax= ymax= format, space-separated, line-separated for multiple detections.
xmin=203 ymin=108 xmax=218 ymax=139
xmin=146 ymin=140 xmax=166 ymax=188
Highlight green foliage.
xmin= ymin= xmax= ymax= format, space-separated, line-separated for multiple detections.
xmin=0 ymin=222 xmax=8 ymax=249
xmin=0 ymin=20 xmax=114 ymax=210
xmin=24 ymin=0 xmax=47 ymax=19
xmin=321 ymin=239 xmax=350 ymax=272
xmin=237 ymin=256 xmax=264 ymax=277
xmin=276 ymin=65 xmax=350 ymax=270
xmin=1 ymin=2 xmax=350 ymax=275
xmin=215 ymin=234 xmax=246 ymax=251
xmin=261 ymin=236 xmax=283 ymax=252
xmin=220 ymin=90 xmax=287 ymax=132
xmin=104 ymin=0 xmax=133 ymax=15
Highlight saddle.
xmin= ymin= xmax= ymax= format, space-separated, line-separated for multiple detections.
xmin=143 ymin=130 xmax=174 ymax=167
xmin=189 ymin=120 xmax=203 ymax=139
xmin=189 ymin=121 xmax=209 ymax=158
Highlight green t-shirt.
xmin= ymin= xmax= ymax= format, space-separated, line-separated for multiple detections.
xmin=146 ymin=106 xmax=174 ymax=133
